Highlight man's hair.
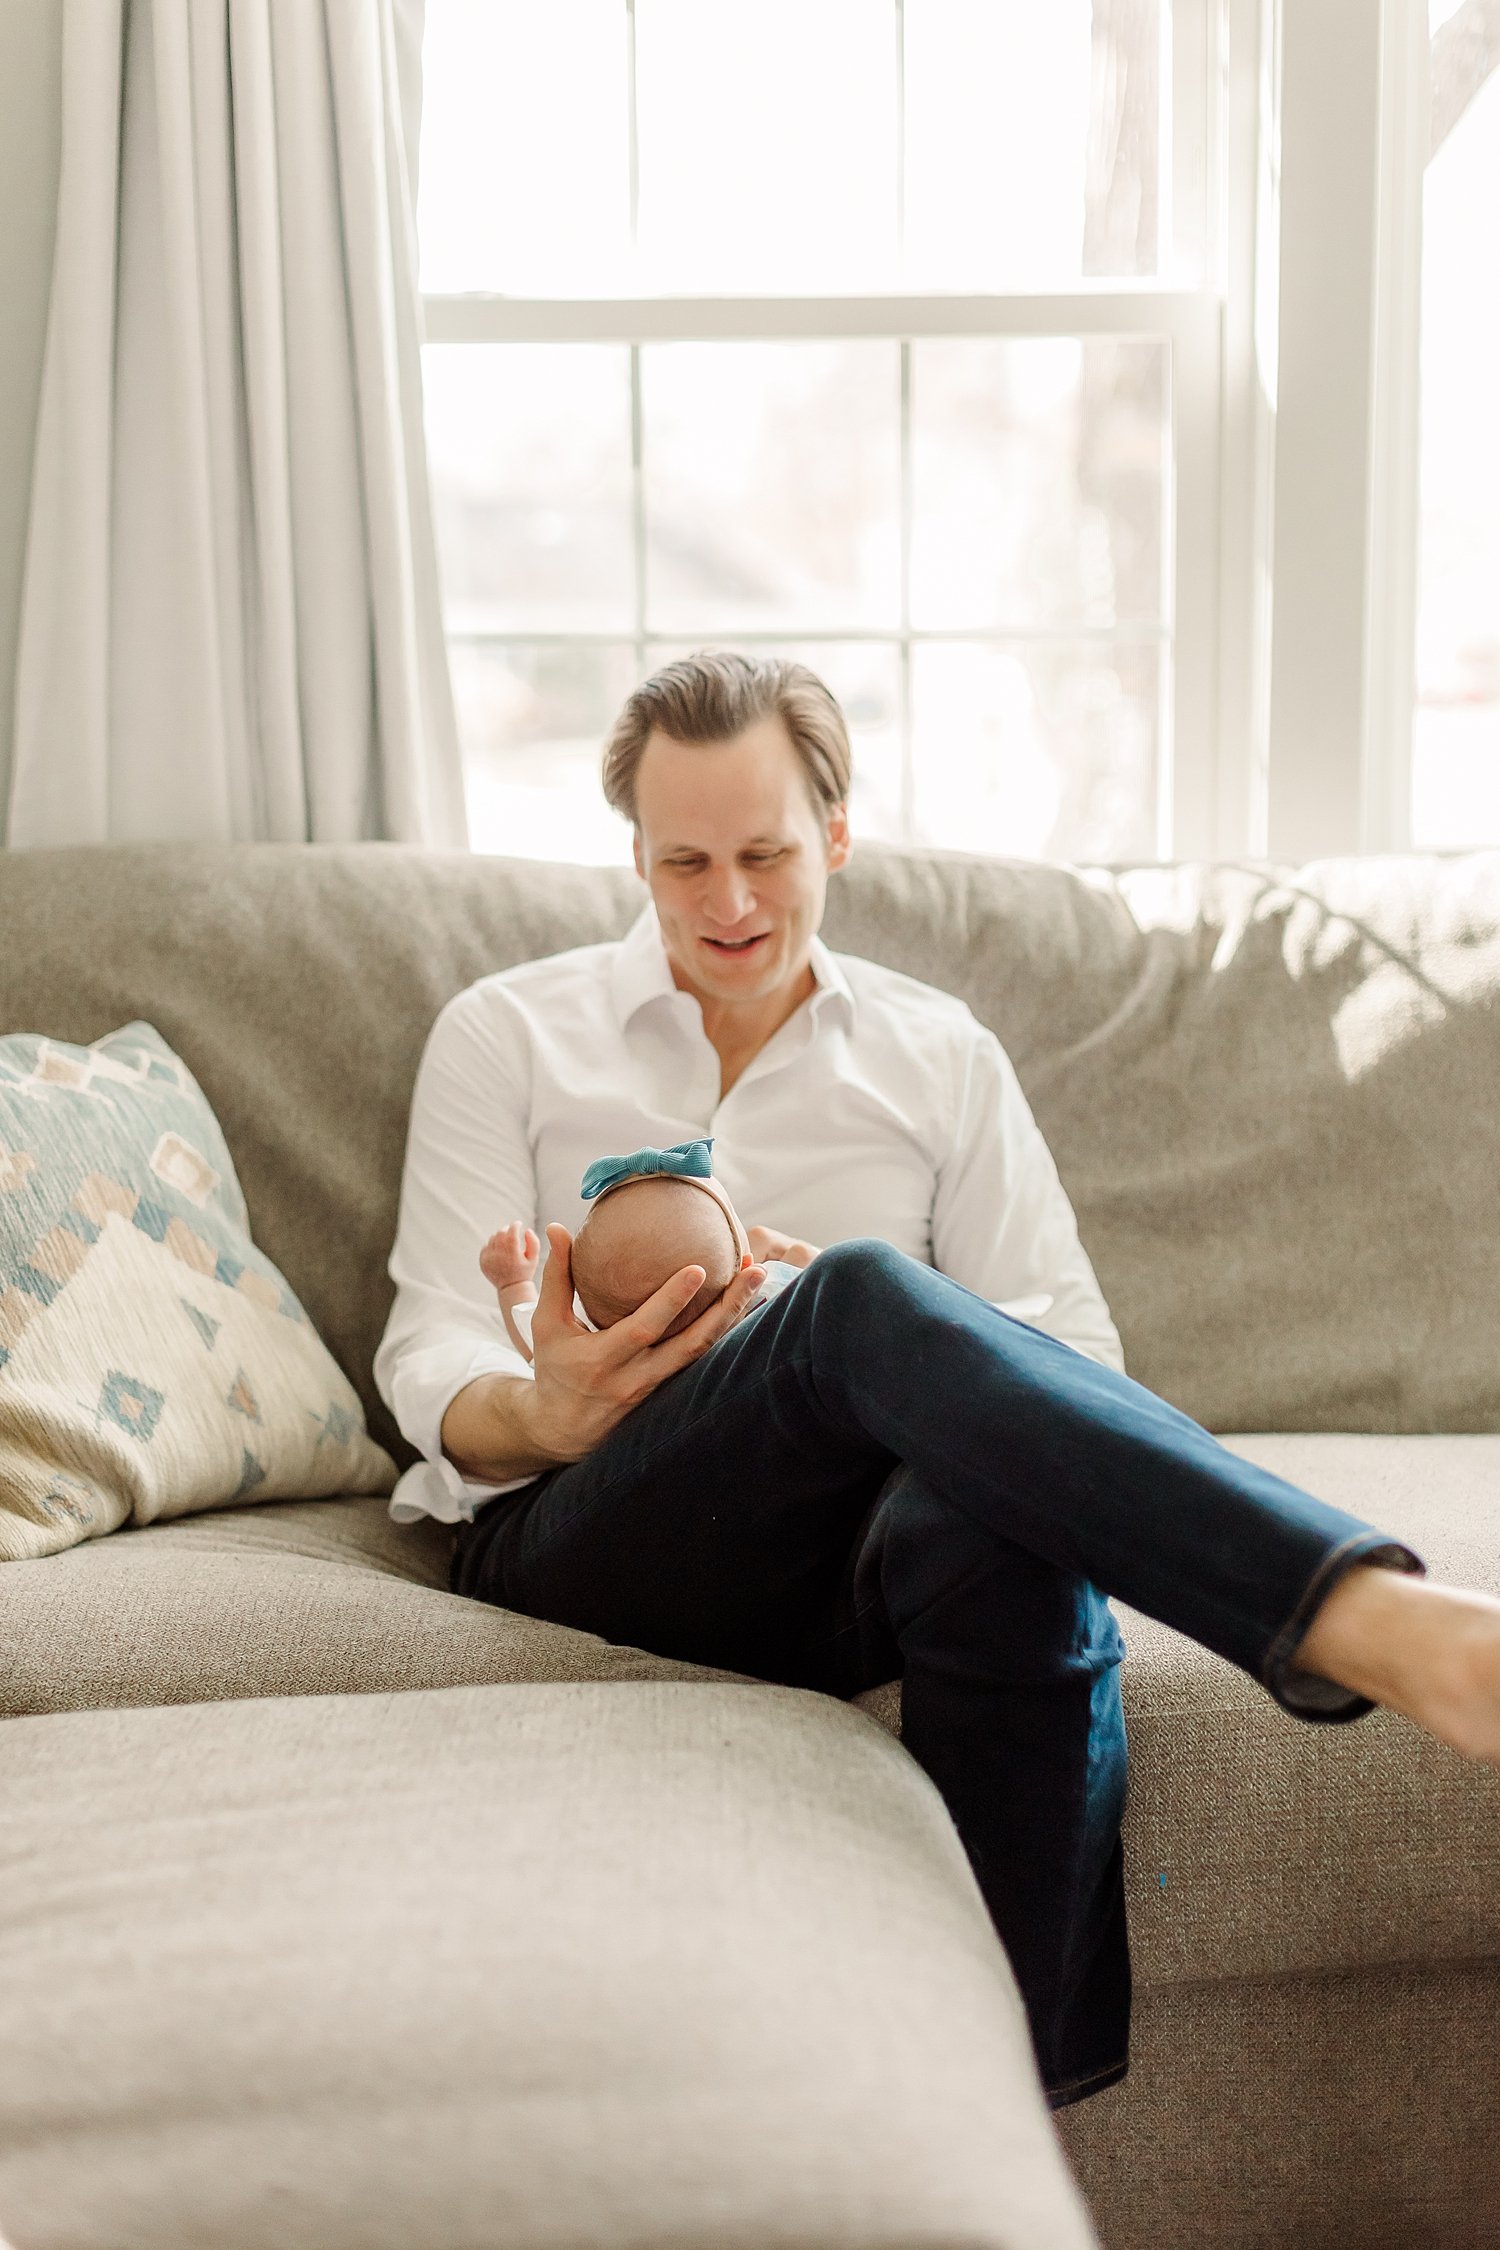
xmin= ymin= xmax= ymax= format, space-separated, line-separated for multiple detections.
xmin=601 ymin=649 xmax=852 ymax=826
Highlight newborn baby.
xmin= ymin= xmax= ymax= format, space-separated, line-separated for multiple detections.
xmin=480 ymin=1139 xmax=803 ymax=1363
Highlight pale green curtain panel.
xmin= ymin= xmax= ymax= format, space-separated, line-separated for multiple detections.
xmin=9 ymin=0 xmax=465 ymax=846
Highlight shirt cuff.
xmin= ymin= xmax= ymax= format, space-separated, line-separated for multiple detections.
xmin=388 ymin=1337 xmax=537 ymax=1524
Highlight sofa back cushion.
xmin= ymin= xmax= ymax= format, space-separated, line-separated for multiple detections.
xmin=0 ymin=842 xmax=1495 ymax=1448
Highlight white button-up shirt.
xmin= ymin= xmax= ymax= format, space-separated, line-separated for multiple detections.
xmin=375 ymin=905 xmax=1124 ymax=1524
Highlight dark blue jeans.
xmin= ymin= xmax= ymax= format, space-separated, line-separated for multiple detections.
xmin=450 ymin=1240 xmax=1419 ymax=2106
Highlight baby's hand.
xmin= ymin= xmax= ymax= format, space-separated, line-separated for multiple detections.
xmin=480 ymin=1222 xmax=540 ymax=1296
xmin=746 ymin=1225 xmax=819 ymax=1270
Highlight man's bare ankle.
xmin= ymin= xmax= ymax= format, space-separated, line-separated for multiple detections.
xmin=1298 ymin=1566 xmax=1500 ymax=1763
xmin=1296 ymin=1560 xmax=1418 ymax=1705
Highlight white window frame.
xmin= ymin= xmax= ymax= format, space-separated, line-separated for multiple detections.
xmin=1264 ymin=0 xmax=1428 ymax=859
xmin=422 ymin=0 xmax=1285 ymax=863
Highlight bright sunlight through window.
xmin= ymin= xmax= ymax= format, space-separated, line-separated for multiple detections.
xmin=419 ymin=2 xmax=1213 ymax=866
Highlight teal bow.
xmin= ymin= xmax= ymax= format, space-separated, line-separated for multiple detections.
xmin=580 ymin=1138 xmax=715 ymax=1202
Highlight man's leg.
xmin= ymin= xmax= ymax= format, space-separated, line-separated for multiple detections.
xmin=452 ymin=1240 xmax=1417 ymax=2096
xmin=818 ymin=1465 xmax=1133 ymax=2101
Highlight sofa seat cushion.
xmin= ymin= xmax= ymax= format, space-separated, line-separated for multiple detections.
xmin=0 ymin=1681 xmax=1096 ymax=2250
xmin=0 ymin=1495 xmax=741 ymax=1714
xmin=1119 ymin=1431 xmax=1500 ymax=1990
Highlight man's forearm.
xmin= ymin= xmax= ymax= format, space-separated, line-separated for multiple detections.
xmin=440 ymin=1372 xmax=561 ymax=1486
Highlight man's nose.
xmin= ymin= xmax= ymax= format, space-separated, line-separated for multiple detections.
xmin=703 ymin=867 xmax=755 ymax=926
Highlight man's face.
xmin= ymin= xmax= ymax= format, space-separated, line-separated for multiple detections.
xmin=632 ymin=714 xmax=851 ymax=1014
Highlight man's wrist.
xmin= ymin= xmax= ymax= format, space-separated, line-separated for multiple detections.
xmin=441 ymin=1370 xmax=566 ymax=1484
xmin=507 ymin=1376 xmax=577 ymax=1469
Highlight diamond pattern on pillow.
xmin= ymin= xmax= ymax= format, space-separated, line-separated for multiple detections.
xmin=0 ymin=1023 xmax=393 ymax=1561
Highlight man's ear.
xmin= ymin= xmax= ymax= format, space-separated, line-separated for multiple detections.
xmin=825 ymin=802 xmax=853 ymax=874
xmin=632 ymin=828 xmax=646 ymax=882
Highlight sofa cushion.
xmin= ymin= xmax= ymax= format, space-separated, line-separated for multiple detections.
xmin=0 ymin=1496 xmax=738 ymax=1714
xmin=1 ymin=844 xmax=1497 ymax=1443
xmin=1118 ymin=1432 xmax=1500 ymax=1989
xmin=0 ymin=1681 xmax=1097 ymax=2250
xmin=0 ymin=1019 xmax=392 ymax=1559
xmin=1059 ymin=1960 xmax=1500 ymax=2250
xmin=825 ymin=849 xmax=1500 ymax=1434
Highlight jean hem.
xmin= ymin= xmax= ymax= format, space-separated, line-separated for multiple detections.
xmin=1259 ymin=1531 xmax=1426 ymax=1720
xmin=1046 ymin=2053 xmax=1129 ymax=2109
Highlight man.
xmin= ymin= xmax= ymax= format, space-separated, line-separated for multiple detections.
xmin=377 ymin=649 xmax=1500 ymax=2107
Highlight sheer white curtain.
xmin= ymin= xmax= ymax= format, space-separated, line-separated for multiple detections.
xmin=8 ymin=0 xmax=466 ymax=846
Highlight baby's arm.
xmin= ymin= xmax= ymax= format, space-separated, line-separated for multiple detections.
xmin=479 ymin=1223 xmax=540 ymax=1367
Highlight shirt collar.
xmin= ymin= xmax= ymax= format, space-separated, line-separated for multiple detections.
xmin=609 ymin=904 xmax=854 ymax=1032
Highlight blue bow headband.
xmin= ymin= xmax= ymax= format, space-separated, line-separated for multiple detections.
xmin=580 ymin=1138 xmax=715 ymax=1201
xmin=578 ymin=1138 xmax=747 ymax=1255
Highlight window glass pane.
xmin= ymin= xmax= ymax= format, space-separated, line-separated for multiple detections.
xmin=454 ymin=638 xmax=903 ymax=864
xmin=418 ymin=0 xmax=630 ymax=294
xmin=1413 ymin=20 xmax=1500 ymax=846
xmin=450 ymin=635 xmax=1163 ymax=866
xmin=419 ymin=2 xmax=1192 ymax=298
xmin=903 ymin=0 xmax=1162 ymax=288
xmin=910 ymin=642 xmax=1162 ymax=862
xmin=634 ymin=0 xmax=897 ymax=294
xmin=424 ymin=345 xmax=634 ymax=635
xmin=911 ymin=339 xmax=1167 ymax=631
xmin=647 ymin=640 xmax=905 ymax=842
xmin=451 ymin=642 xmax=639 ymax=862
xmin=643 ymin=344 xmax=901 ymax=634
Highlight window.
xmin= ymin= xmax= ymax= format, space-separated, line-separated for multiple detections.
xmin=1413 ymin=0 xmax=1500 ymax=847
xmin=418 ymin=1 xmax=1231 ymax=865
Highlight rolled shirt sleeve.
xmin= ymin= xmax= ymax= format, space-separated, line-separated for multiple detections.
xmin=375 ymin=985 xmax=542 ymax=1522
xmin=931 ymin=1024 xmax=1125 ymax=1373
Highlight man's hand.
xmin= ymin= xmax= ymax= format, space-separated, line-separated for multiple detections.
xmin=746 ymin=1225 xmax=820 ymax=1269
xmin=451 ymin=1224 xmax=767 ymax=1480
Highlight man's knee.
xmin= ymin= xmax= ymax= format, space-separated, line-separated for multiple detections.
xmin=806 ymin=1236 xmax=915 ymax=1302
xmin=788 ymin=1237 xmax=949 ymax=1383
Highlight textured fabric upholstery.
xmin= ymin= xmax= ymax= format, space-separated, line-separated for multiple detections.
xmin=1060 ymin=1962 xmax=1500 ymax=2250
xmin=1 ymin=843 xmax=1497 ymax=1448
xmin=1116 ymin=1432 xmax=1500 ymax=1988
xmin=0 ymin=1496 xmax=738 ymax=1713
xmin=0 ymin=1682 xmax=1096 ymax=2250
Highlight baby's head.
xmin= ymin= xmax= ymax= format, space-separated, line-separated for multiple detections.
xmin=571 ymin=1175 xmax=744 ymax=1339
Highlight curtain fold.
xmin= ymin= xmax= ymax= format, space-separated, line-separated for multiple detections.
xmin=8 ymin=0 xmax=465 ymax=848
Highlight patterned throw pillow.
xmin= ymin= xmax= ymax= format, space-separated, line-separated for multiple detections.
xmin=0 ymin=1023 xmax=393 ymax=1560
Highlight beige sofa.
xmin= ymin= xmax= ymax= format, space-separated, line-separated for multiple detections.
xmin=1 ymin=840 xmax=1498 ymax=2250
